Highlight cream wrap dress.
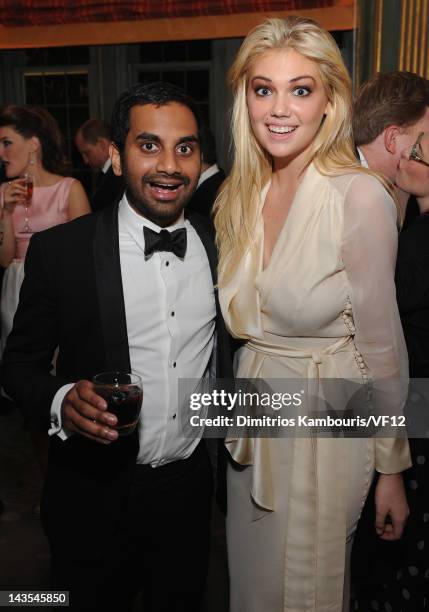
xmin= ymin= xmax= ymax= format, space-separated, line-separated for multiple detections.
xmin=219 ymin=164 xmax=411 ymax=612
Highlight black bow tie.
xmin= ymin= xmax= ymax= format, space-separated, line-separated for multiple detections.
xmin=143 ymin=226 xmax=187 ymax=259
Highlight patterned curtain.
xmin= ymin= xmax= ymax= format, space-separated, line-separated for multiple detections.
xmin=0 ymin=0 xmax=342 ymax=27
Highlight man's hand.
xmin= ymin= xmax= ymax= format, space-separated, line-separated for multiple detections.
xmin=62 ymin=380 xmax=119 ymax=444
xmin=374 ymin=472 xmax=409 ymax=540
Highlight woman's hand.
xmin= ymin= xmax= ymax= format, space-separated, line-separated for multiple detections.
xmin=374 ymin=472 xmax=409 ymax=540
xmin=0 ymin=179 xmax=25 ymax=267
xmin=2 ymin=178 xmax=26 ymax=213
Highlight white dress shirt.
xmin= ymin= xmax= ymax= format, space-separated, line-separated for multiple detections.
xmin=49 ymin=195 xmax=216 ymax=466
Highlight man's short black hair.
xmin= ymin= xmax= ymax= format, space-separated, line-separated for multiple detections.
xmin=111 ymin=81 xmax=202 ymax=153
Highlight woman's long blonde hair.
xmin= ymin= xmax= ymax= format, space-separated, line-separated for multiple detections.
xmin=214 ymin=16 xmax=391 ymax=284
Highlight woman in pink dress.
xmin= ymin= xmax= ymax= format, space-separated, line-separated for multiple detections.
xmin=0 ymin=106 xmax=90 ymax=479
xmin=0 ymin=105 xmax=91 ymax=354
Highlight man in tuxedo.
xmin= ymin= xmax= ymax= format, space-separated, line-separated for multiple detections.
xmin=75 ymin=118 xmax=124 ymax=211
xmin=2 ymin=82 xmax=232 ymax=612
xmin=186 ymin=126 xmax=225 ymax=218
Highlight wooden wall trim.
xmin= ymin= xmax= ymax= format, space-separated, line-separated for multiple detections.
xmin=399 ymin=0 xmax=429 ymax=77
xmin=0 ymin=6 xmax=356 ymax=49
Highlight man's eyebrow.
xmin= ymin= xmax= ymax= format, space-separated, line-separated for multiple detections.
xmin=177 ymin=135 xmax=199 ymax=145
xmin=136 ymin=132 xmax=161 ymax=142
xmin=134 ymin=133 xmax=198 ymax=145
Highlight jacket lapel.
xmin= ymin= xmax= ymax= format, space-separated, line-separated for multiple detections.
xmin=93 ymin=203 xmax=131 ymax=372
xmin=188 ymin=214 xmax=217 ymax=283
xmin=188 ymin=214 xmax=233 ymax=380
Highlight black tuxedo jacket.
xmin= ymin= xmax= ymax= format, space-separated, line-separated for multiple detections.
xmin=2 ymin=203 xmax=232 ymax=558
xmin=91 ymin=165 xmax=124 ymax=212
xmin=186 ymin=168 xmax=225 ymax=218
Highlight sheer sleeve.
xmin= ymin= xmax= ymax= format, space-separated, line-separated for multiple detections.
xmin=341 ymin=173 xmax=411 ymax=473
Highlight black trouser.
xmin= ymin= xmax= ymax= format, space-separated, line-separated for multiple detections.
xmin=51 ymin=442 xmax=213 ymax=612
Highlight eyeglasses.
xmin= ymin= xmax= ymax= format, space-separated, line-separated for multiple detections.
xmin=409 ymin=132 xmax=429 ymax=167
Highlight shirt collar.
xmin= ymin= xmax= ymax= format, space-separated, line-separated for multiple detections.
xmin=197 ymin=163 xmax=219 ymax=188
xmin=102 ymin=158 xmax=112 ymax=174
xmin=118 ymin=193 xmax=185 ymax=240
xmin=357 ymin=147 xmax=369 ymax=168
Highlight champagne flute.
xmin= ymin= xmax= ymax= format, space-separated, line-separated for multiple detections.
xmin=21 ymin=172 xmax=33 ymax=233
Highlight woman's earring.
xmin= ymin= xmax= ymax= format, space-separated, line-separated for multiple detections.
xmin=29 ymin=151 xmax=35 ymax=166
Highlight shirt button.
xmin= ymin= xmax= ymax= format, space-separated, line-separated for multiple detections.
xmin=173 ymin=362 xmax=177 ymax=368
xmin=166 ymin=261 xmax=169 ymax=267
xmin=171 ymin=311 xmax=175 ymax=317
xmin=173 ymin=414 xmax=177 ymax=419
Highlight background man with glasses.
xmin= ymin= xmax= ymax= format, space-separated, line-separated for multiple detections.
xmin=352 ymin=72 xmax=429 ymax=611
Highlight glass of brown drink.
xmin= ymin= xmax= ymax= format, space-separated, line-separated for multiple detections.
xmin=93 ymin=371 xmax=143 ymax=437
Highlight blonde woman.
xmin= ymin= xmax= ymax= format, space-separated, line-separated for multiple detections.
xmin=215 ymin=17 xmax=410 ymax=612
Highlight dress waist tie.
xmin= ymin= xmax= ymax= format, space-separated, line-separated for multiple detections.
xmin=246 ymin=334 xmax=353 ymax=378
xmin=226 ymin=334 xmax=354 ymax=495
